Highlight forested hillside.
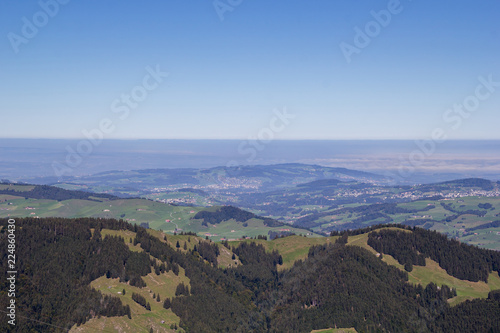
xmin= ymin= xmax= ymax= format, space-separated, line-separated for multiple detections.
xmin=367 ymin=227 xmax=500 ymax=282
xmin=0 ymin=183 xmax=119 ymax=201
xmin=0 ymin=218 xmax=135 ymax=332
xmin=193 ymin=205 xmax=283 ymax=227
xmin=1 ymin=218 xmax=500 ymax=332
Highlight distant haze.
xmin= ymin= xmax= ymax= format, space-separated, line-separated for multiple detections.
xmin=0 ymin=139 xmax=498 ymax=184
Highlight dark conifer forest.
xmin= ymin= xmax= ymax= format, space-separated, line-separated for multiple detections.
xmin=1 ymin=218 xmax=500 ymax=332
xmin=0 ymin=184 xmax=120 ymax=201
xmin=367 ymin=227 xmax=500 ymax=282
xmin=194 ymin=205 xmax=283 ymax=227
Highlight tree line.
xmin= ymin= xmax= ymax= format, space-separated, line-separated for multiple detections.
xmin=193 ymin=205 xmax=283 ymax=227
xmin=0 ymin=184 xmax=119 ymax=201
xmin=367 ymin=227 xmax=500 ymax=282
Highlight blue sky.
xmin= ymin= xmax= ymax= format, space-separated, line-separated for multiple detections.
xmin=1 ymin=0 xmax=499 ymax=140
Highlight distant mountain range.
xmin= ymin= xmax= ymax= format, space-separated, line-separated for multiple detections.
xmin=2 ymin=139 xmax=499 ymax=183
xmin=23 ymin=163 xmax=390 ymax=196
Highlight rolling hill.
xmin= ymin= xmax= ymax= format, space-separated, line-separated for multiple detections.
xmin=26 ymin=163 xmax=390 ymax=197
xmin=4 ymin=174 xmax=500 ymax=250
xmin=0 ymin=183 xmax=312 ymax=241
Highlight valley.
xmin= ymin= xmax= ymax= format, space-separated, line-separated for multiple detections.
xmin=6 ymin=164 xmax=500 ymax=249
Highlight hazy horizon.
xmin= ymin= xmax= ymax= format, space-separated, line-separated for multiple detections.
xmin=1 ymin=139 xmax=499 ymax=184
xmin=1 ymin=1 xmax=499 ymax=182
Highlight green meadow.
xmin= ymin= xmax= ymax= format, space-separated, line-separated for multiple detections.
xmin=346 ymin=230 xmax=500 ymax=306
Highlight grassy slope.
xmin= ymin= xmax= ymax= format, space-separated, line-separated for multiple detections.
xmin=188 ymin=217 xmax=314 ymax=241
xmin=346 ymin=230 xmax=500 ymax=306
xmin=0 ymin=195 xmax=182 ymax=220
xmin=230 ymin=235 xmax=335 ymax=270
xmin=396 ymin=197 xmax=500 ymax=250
xmin=0 ymin=194 xmax=314 ymax=240
xmin=145 ymin=229 xmax=243 ymax=268
xmin=0 ymin=184 xmax=35 ymax=191
xmin=70 ymin=229 xmax=190 ymax=333
xmin=296 ymin=196 xmax=500 ymax=250
xmin=72 ymin=234 xmax=336 ymax=331
xmin=101 ymin=229 xmax=144 ymax=252
xmin=311 ymin=329 xmax=357 ymax=333
xmin=61 ymin=225 xmax=500 ymax=331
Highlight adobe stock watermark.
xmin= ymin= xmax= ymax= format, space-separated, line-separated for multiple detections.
xmin=213 ymin=0 xmax=243 ymax=21
xmin=225 ymin=107 xmax=295 ymax=175
xmin=387 ymin=74 xmax=499 ymax=184
xmin=6 ymin=219 xmax=17 ymax=326
xmin=7 ymin=0 xmax=70 ymax=54
xmin=51 ymin=65 xmax=168 ymax=178
xmin=339 ymin=0 xmax=410 ymax=64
